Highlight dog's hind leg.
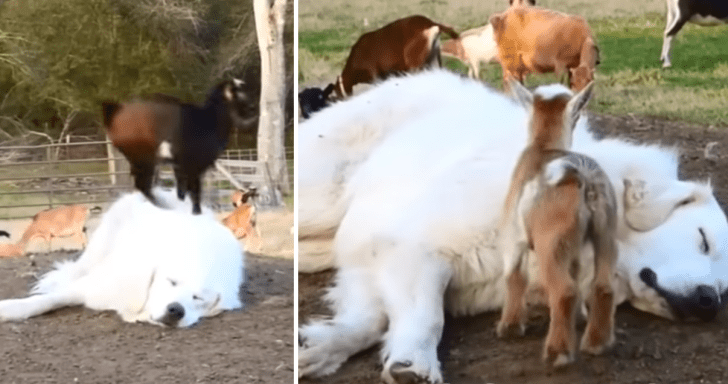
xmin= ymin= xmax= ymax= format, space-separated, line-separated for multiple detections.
xmin=299 ymin=267 xmax=387 ymax=378
xmin=0 ymin=291 xmax=83 ymax=322
xmin=379 ymin=249 xmax=452 ymax=384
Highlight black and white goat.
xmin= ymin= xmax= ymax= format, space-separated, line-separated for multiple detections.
xmin=661 ymin=0 xmax=728 ymax=67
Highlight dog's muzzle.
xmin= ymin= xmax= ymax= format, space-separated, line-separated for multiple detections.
xmin=640 ymin=268 xmax=725 ymax=321
xmin=159 ymin=302 xmax=185 ymax=327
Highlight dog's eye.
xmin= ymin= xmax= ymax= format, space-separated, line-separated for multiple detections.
xmin=192 ymin=295 xmax=203 ymax=301
xmin=699 ymin=228 xmax=710 ymax=255
xmin=169 ymin=279 xmax=177 ymax=287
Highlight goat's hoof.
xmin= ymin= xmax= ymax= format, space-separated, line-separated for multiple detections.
xmin=544 ymin=349 xmax=575 ymax=369
xmin=580 ymin=330 xmax=614 ymax=355
xmin=496 ymin=320 xmax=526 ymax=338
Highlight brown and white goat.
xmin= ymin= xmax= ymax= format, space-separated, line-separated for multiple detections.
xmin=489 ymin=7 xmax=600 ymax=91
xmin=441 ymin=24 xmax=499 ymax=79
xmin=0 ymin=205 xmax=96 ymax=257
xmin=497 ymin=80 xmax=617 ymax=367
xmin=222 ymin=194 xmax=262 ymax=253
xmin=332 ymin=15 xmax=459 ymax=98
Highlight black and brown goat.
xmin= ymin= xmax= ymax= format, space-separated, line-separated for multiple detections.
xmin=102 ymin=79 xmax=254 ymax=214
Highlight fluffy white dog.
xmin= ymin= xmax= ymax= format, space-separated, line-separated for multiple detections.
xmin=0 ymin=189 xmax=244 ymax=328
xmin=298 ymin=70 xmax=728 ymax=383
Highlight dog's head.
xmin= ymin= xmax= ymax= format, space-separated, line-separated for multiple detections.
xmin=144 ymin=271 xmax=227 ymax=328
xmin=619 ymin=178 xmax=728 ymax=321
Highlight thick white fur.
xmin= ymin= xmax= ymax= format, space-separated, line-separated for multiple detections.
xmin=298 ymin=70 xmax=728 ymax=382
xmin=0 ymin=189 xmax=244 ymax=328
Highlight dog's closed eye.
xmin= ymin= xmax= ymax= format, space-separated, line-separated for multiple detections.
xmin=169 ymin=279 xmax=178 ymax=287
xmin=193 ymin=295 xmax=203 ymax=301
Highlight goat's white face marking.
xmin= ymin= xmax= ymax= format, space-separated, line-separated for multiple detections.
xmin=533 ymin=83 xmax=573 ymax=100
xmin=157 ymin=141 xmax=173 ymax=160
xmin=224 ymin=85 xmax=235 ymax=102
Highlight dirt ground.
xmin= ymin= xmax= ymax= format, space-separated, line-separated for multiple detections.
xmin=298 ymin=112 xmax=728 ymax=384
xmin=0 ymin=208 xmax=294 ymax=384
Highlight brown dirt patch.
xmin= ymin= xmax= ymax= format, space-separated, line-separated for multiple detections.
xmin=0 ymin=209 xmax=294 ymax=384
xmin=298 ymin=113 xmax=728 ymax=384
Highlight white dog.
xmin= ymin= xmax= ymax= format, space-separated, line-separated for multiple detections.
xmin=298 ymin=70 xmax=728 ymax=383
xmin=0 ymin=189 xmax=244 ymax=328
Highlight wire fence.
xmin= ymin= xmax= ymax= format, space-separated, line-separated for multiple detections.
xmin=0 ymin=140 xmax=293 ymax=219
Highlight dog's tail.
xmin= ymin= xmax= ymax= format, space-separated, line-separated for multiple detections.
xmin=0 ymin=291 xmax=83 ymax=322
xmin=31 ymin=259 xmax=85 ymax=295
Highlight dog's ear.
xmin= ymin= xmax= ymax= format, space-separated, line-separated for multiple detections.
xmin=623 ymin=178 xmax=704 ymax=231
xmin=117 ymin=268 xmax=157 ymax=323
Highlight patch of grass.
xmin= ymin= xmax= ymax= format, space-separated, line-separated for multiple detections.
xmin=300 ymin=7 xmax=728 ymax=126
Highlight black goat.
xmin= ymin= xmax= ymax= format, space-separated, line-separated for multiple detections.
xmin=102 ymin=79 xmax=255 ymax=214
xmin=298 ymin=84 xmax=335 ymax=119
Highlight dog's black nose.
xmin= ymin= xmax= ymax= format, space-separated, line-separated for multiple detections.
xmin=160 ymin=302 xmax=185 ymax=326
xmin=692 ymin=285 xmax=720 ymax=322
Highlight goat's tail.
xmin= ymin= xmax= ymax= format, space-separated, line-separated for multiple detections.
xmin=436 ymin=24 xmax=460 ymax=40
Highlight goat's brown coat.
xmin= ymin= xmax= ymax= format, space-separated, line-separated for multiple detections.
xmin=489 ymin=7 xmax=599 ymax=91
xmin=334 ymin=15 xmax=459 ymax=98
xmin=0 ymin=205 xmax=91 ymax=257
xmin=498 ymin=83 xmax=617 ymax=367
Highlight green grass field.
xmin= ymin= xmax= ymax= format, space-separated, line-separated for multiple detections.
xmin=299 ymin=1 xmax=728 ymax=126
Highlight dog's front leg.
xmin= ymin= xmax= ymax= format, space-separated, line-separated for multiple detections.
xmin=379 ymin=249 xmax=453 ymax=384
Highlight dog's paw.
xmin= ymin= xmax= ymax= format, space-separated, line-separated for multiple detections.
xmin=298 ymin=343 xmax=349 ymax=378
xmin=381 ymin=345 xmax=443 ymax=384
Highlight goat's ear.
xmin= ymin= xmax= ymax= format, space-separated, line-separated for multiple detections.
xmin=101 ymin=101 xmax=121 ymax=127
xmin=489 ymin=13 xmax=504 ymax=35
xmin=323 ymin=83 xmax=335 ymax=98
xmin=509 ymin=79 xmax=533 ymax=107
xmin=566 ymin=80 xmax=593 ymax=120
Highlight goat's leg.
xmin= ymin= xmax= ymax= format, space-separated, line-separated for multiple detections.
xmin=661 ymin=0 xmax=686 ymax=68
xmin=188 ymin=174 xmax=203 ymax=215
xmin=580 ymin=232 xmax=617 ymax=354
xmin=540 ymin=240 xmax=578 ymax=367
xmin=173 ymin=165 xmax=188 ymax=201
xmin=497 ymin=218 xmax=530 ymax=338
xmin=133 ymin=162 xmax=159 ymax=207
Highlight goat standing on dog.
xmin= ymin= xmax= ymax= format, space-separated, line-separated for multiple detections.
xmin=498 ymin=80 xmax=617 ymax=367
xmin=102 ymin=79 xmax=253 ymax=215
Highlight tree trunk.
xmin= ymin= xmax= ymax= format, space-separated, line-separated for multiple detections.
xmin=253 ymin=0 xmax=289 ymax=203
